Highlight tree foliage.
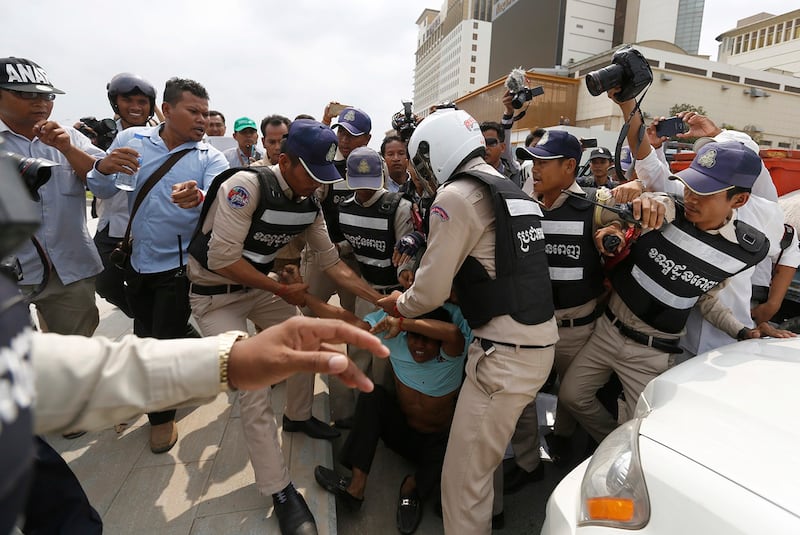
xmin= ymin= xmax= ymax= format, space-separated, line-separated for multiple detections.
xmin=669 ymin=103 xmax=708 ymax=117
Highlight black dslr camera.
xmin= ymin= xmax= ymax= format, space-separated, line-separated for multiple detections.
xmin=585 ymin=45 xmax=653 ymax=102
xmin=1 ymin=151 xmax=57 ymax=202
xmin=76 ymin=116 xmax=118 ymax=151
xmin=0 ymin=146 xmax=53 ymax=282
xmin=391 ymin=100 xmax=418 ymax=142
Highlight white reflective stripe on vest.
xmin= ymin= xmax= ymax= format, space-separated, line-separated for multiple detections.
xmin=661 ymin=224 xmax=747 ymax=273
xmin=339 ymin=213 xmax=389 ymax=230
xmin=260 ymin=209 xmax=317 ymax=226
xmin=541 ymin=220 xmax=585 ymax=236
xmin=631 ymin=265 xmax=699 ymax=309
xmin=243 ymin=249 xmax=278 ymax=265
xmin=505 ymin=198 xmax=543 ymax=217
xmin=549 ymin=266 xmax=584 ymax=281
xmin=354 ymin=254 xmax=393 ymax=268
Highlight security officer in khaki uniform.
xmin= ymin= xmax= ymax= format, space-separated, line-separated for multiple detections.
xmin=187 ymin=119 xmax=381 ymax=535
xmin=378 ymin=109 xmax=558 ymax=535
xmin=338 ymin=146 xmax=414 ymax=394
xmin=303 ymin=106 xmax=373 ymax=314
xmin=560 ymin=141 xmax=783 ymax=444
xmin=503 ymin=130 xmax=615 ymax=490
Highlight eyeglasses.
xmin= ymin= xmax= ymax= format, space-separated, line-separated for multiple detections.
xmin=2 ymin=89 xmax=56 ymax=101
xmin=484 ymin=138 xmax=500 ymax=147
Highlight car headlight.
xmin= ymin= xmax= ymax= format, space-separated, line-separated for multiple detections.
xmin=578 ymin=418 xmax=650 ymax=529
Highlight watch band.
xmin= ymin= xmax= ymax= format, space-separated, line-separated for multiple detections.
xmin=218 ymin=330 xmax=248 ymax=390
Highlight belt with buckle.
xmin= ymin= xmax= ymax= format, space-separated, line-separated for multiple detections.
xmin=190 ymin=283 xmax=247 ymax=296
xmin=604 ymin=309 xmax=682 ymax=354
xmin=557 ymin=311 xmax=598 ymax=328
xmin=477 ymin=338 xmax=553 ymax=352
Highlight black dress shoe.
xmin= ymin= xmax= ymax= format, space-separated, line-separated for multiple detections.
xmin=282 ymin=415 xmax=341 ymax=440
xmin=396 ymin=475 xmax=423 ymax=534
xmin=503 ymin=462 xmax=544 ymax=494
xmin=314 ymin=466 xmax=363 ymax=511
xmin=272 ymin=484 xmax=317 ymax=535
xmin=545 ymin=432 xmax=572 ymax=468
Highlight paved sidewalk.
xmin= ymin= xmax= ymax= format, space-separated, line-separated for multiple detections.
xmin=47 ymin=295 xmax=337 ymax=535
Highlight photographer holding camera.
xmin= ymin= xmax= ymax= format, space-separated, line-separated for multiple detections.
xmin=0 ymin=57 xmax=105 ymax=338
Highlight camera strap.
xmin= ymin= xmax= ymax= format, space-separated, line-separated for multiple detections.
xmin=119 ymin=148 xmax=194 ymax=248
xmin=613 ymin=85 xmax=651 ymax=184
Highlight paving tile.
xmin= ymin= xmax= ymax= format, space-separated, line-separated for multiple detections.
xmin=190 ymin=509 xmax=276 ymax=535
xmin=135 ymin=392 xmax=231 ymax=468
xmin=49 ymin=423 xmax=150 ymax=515
xmin=102 ymin=460 xmax=213 ymax=535
xmin=195 ymin=414 xmax=264 ymax=518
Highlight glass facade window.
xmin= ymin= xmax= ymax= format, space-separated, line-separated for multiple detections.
xmin=776 ymin=23 xmax=783 ymax=43
xmin=767 ymin=27 xmax=774 ymax=46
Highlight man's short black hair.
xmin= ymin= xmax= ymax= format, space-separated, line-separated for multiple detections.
xmin=294 ymin=113 xmax=315 ymax=121
xmin=525 ymin=128 xmax=546 ymax=147
xmin=260 ymin=114 xmax=290 ymax=136
xmin=480 ymin=121 xmax=504 ymax=142
xmin=726 ymin=186 xmax=751 ymax=199
xmin=380 ymin=135 xmax=406 ymax=156
xmin=163 ymin=77 xmax=209 ymax=105
xmin=209 ymin=110 xmax=225 ymax=123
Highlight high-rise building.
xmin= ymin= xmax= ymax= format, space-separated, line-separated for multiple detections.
xmin=488 ymin=0 xmax=617 ymax=81
xmin=716 ymin=9 xmax=800 ymax=76
xmin=413 ymin=1 xmax=494 ymax=114
xmin=415 ymin=0 xmax=706 ymax=114
xmin=620 ymin=0 xmax=705 ymax=55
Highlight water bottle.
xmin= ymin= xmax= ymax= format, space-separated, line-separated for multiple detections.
xmin=114 ymin=133 xmax=144 ymax=191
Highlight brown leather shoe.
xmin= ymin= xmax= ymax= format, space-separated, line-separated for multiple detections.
xmin=150 ymin=421 xmax=178 ymax=454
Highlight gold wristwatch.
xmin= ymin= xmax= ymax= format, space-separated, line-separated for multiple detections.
xmin=218 ymin=330 xmax=248 ymax=390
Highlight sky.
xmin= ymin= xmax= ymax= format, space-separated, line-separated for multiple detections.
xmin=0 ymin=0 xmax=796 ymax=149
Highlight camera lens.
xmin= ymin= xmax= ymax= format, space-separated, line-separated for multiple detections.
xmin=2 ymin=152 xmax=56 ymax=201
xmin=585 ymin=64 xmax=625 ymax=96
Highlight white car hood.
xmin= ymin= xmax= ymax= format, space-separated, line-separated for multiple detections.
xmin=638 ymin=338 xmax=800 ymax=517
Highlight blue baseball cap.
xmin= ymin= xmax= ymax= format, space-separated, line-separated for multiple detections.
xmin=283 ymin=119 xmax=342 ymax=184
xmin=516 ymin=130 xmax=582 ymax=161
xmin=332 ymin=107 xmax=372 ymax=136
xmin=346 ymin=147 xmax=385 ymax=190
xmin=669 ymin=141 xmax=761 ymax=195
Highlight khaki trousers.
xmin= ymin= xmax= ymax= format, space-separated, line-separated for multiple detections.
xmin=510 ymin=321 xmax=595 ymax=470
xmin=559 ymin=314 xmax=672 ymax=443
xmin=441 ymin=339 xmax=553 ymax=535
xmin=190 ymin=289 xmax=312 ymax=495
xmin=300 ymin=248 xmax=358 ymax=314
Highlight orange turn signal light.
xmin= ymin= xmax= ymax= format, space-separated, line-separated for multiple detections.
xmin=585 ymin=497 xmax=635 ymax=522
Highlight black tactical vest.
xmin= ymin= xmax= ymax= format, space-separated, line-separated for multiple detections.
xmin=611 ymin=207 xmax=769 ymax=334
xmin=339 ymin=192 xmax=403 ymax=287
xmin=189 ymin=167 xmax=320 ymax=275
xmin=318 ymin=160 xmax=349 ymax=243
xmin=0 ymin=275 xmax=35 ymax=532
xmin=542 ymin=189 xmax=605 ymax=309
xmin=450 ymin=170 xmax=554 ymax=328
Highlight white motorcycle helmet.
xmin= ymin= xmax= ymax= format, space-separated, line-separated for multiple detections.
xmin=408 ymin=108 xmax=486 ymax=192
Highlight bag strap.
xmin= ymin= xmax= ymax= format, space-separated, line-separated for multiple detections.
xmin=120 ymin=148 xmax=194 ymax=244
